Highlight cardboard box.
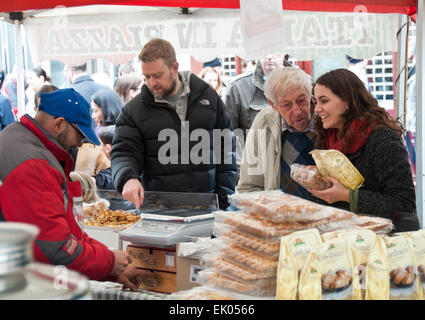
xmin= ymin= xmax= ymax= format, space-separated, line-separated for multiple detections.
xmin=138 ymin=269 xmax=177 ymax=294
xmin=127 ymin=245 xmax=177 ymax=294
xmin=127 ymin=245 xmax=177 ymax=273
xmin=176 ymin=255 xmax=204 ymax=291
xmin=176 ymin=243 xmax=205 ymax=291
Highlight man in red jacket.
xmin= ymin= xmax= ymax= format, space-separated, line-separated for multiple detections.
xmin=0 ymin=88 xmax=150 ymax=291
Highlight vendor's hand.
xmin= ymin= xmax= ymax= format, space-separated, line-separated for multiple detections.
xmin=109 ymin=250 xmax=130 ymax=278
xmin=117 ymin=266 xmax=154 ymax=292
xmin=122 ymin=178 xmax=144 ymax=209
xmin=308 ymin=177 xmax=350 ymax=204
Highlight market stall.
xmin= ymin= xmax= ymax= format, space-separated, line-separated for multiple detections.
xmin=0 ymin=0 xmax=423 ymax=301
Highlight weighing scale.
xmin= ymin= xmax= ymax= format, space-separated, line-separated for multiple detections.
xmin=119 ymin=191 xmax=218 ymax=247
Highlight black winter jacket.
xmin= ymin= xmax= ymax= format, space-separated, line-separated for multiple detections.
xmin=111 ymin=72 xmax=237 ymax=209
xmin=315 ymin=127 xmax=419 ymax=233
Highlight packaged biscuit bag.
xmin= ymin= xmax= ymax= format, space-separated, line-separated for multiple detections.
xmin=337 ymin=230 xmax=377 ymax=299
xmin=290 ymin=164 xmax=333 ymax=190
xmin=367 ymin=235 xmax=421 ymax=300
xmin=365 ymin=235 xmax=390 ymax=299
xmin=385 ymin=235 xmax=421 ymax=300
xmin=276 ymin=229 xmax=322 ymax=300
xmin=298 ymin=238 xmax=359 ymax=300
xmin=310 ymin=149 xmax=364 ymax=190
xmin=402 ymin=230 xmax=425 ymax=299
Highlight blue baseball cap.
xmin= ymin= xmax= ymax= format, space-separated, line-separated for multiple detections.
xmin=38 ymin=88 xmax=100 ymax=145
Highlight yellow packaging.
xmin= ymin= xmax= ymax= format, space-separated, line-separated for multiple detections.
xmin=310 ymin=149 xmax=364 ymax=190
xmin=337 ymin=229 xmax=377 ymax=300
xmin=402 ymin=230 xmax=425 ymax=300
xmin=365 ymin=235 xmax=390 ymax=299
xmin=276 ymin=229 xmax=322 ymax=300
xmin=298 ymin=252 xmax=322 ymax=300
xmin=385 ymin=235 xmax=421 ymax=300
xmin=299 ymin=238 xmax=359 ymax=300
xmin=321 ymin=229 xmax=352 ymax=242
xmin=367 ymin=235 xmax=421 ymax=300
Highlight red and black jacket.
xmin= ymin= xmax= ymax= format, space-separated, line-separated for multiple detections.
xmin=0 ymin=115 xmax=114 ymax=280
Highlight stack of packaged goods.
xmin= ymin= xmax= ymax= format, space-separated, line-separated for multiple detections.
xmin=277 ymin=228 xmax=425 ymax=300
xmin=196 ymin=190 xmax=393 ymax=299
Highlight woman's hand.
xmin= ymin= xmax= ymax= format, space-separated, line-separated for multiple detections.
xmin=308 ymin=177 xmax=350 ymax=204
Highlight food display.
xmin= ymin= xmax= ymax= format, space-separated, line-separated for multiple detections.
xmin=83 ymin=193 xmax=140 ymax=230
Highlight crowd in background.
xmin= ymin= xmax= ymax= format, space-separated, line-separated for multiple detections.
xmin=0 ymin=50 xmax=418 ymax=194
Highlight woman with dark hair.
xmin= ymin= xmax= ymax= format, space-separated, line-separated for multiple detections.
xmin=25 ymin=66 xmax=51 ymax=117
xmin=91 ymin=89 xmax=123 ymax=128
xmin=310 ymin=68 xmax=419 ymax=232
xmin=114 ymin=75 xmax=143 ymax=103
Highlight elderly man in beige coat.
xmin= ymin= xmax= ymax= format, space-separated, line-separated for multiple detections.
xmin=237 ymin=67 xmax=316 ymax=199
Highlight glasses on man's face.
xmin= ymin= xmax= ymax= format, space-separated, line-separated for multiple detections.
xmin=68 ymin=122 xmax=86 ymax=142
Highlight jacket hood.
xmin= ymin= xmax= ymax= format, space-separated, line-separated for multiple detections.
xmin=92 ymin=89 xmax=123 ymax=126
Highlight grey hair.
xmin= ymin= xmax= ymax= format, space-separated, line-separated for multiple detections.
xmin=264 ymin=67 xmax=312 ymax=105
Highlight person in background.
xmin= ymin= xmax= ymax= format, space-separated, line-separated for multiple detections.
xmin=67 ymin=63 xmax=109 ymax=105
xmin=111 ymin=38 xmax=236 ymax=210
xmin=34 ymin=84 xmax=59 ymax=112
xmin=310 ymin=68 xmax=419 ymax=232
xmin=406 ymin=46 xmax=417 ymax=175
xmin=74 ymin=89 xmax=122 ymax=179
xmin=225 ymin=53 xmax=286 ymax=170
xmin=95 ymin=125 xmax=116 ymax=190
xmin=237 ymin=67 xmax=316 ymax=199
xmin=24 ymin=66 xmax=51 ymax=118
xmin=345 ymin=54 xmax=371 ymax=92
xmin=198 ymin=66 xmax=227 ymax=100
xmin=0 ymin=69 xmax=5 ymax=90
xmin=91 ymin=89 xmax=123 ymax=130
xmin=0 ymin=88 xmax=151 ymax=290
xmin=118 ymin=62 xmax=137 ymax=78
xmin=114 ymin=75 xmax=143 ymax=104
xmin=91 ymin=72 xmax=114 ymax=90
xmin=0 ymin=90 xmax=15 ymax=133
xmin=1 ymin=65 xmax=18 ymax=117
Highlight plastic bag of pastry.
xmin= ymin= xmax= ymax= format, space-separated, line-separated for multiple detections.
xmin=213 ymin=211 xmax=297 ymax=238
xmin=401 ymin=230 xmax=425 ymax=299
xmin=228 ymin=191 xmax=350 ymax=223
xmin=276 ymin=228 xmax=322 ymax=300
xmin=290 ymin=164 xmax=333 ymax=190
xmin=208 ymin=239 xmax=279 ymax=277
xmin=310 ymin=149 xmax=364 ymax=190
xmin=336 ymin=229 xmax=377 ymax=299
xmin=198 ymin=268 xmax=276 ymax=297
xmin=298 ymin=238 xmax=359 ymax=300
xmin=213 ymin=223 xmax=281 ymax=257
xmin=366 ymin=235 xmax=421 ymax=300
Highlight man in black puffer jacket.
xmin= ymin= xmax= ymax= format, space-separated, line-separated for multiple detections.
xmin=111 ymin=38 xmax=237 ymax=210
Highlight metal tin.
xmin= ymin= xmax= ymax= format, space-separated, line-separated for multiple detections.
xmin=0 ymin=222 xmax=89 ymax=299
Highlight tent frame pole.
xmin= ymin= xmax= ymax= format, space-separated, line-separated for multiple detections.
xmin=416 ymin=0 xmax=424 ymax=228
xmin=10 ymin=12 xmax=25 ymax=119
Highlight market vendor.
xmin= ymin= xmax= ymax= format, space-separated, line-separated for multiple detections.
xmin=310 ymin=68 xmax=419 ymax=232
xmin=0 ymin=88 xmax=151 ymax=290
xmin=237 ymin=66 xmax=316 ymax=200
xmin=111 ymin=38 xmax=237 ymax=210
